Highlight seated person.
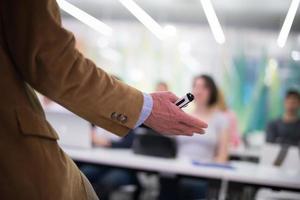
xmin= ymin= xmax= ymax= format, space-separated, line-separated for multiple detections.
xmin=159 ymin=74 xmax=230 ymax=200
xmin=90 ymin=124 xmax=135 ymax=148
xmin=80 ymin=126 xmax=139 ymax=200
xmin=266 ymin=89 xmax=300 ymax=146
xmin=216 ymin=91 xmax=241 ymax=148
xmin=155 ymin=81 xmax=169 ymax=91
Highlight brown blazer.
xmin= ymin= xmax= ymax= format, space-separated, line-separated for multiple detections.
xmin=0 ymin=0 xmax=143 ymax=199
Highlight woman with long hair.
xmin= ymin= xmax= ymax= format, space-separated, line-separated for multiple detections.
xmin=160 ymin=74 xmax=230 ymax=200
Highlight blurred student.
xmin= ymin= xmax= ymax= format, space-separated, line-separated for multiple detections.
xmin=216 ymin=91 xmax=241 ymax=148
xmin=266 ymin=90 xmax=300 ymax=146
xmin=80 ymin=127 xmax=139 ymax=200
xmin=177 ymin=75 xmax=229 ymax=163
xmin=155 ymin=81 xmax=169 ymax=91
xmin=160 ymin=75 xmax=230 ymax=200
xmin=79 ymin=75 xmax=139 ymax=200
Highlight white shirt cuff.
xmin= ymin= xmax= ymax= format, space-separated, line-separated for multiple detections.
xmin=134 ymin=93 xmax=153 ymax=128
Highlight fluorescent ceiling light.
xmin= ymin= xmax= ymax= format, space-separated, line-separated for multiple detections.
xmin=163 ymin=25 xmax=177 ymax=37
xmin=119 ymin=0 xmax=165 ymax=40
xmin=277 ymin=0 xmax=300 ymax=48
xmin=57 ymin=0 xmax=112 ymax=36
xmin=200 ymin=0 xmax=225 ymax=44
xmin=292 ymin=51 xmax=300 ymax=61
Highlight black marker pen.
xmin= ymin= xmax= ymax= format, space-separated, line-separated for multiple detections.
xmin=175 ymin=93 xmax=194 ymax=108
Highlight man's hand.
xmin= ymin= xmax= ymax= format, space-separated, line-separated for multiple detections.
xmin=144 ymin=92 xmax=208 ymax=136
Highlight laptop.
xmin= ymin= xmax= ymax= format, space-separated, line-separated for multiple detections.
xmin=260 ymin=143 xmax=300 ymax=170
xmin=45 ymin=111 xmax=92 ymax=149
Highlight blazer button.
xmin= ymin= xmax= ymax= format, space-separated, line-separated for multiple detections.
xmin=111 ymin=112 xmax=118 ymax=120
xmin=117 ymin=114 xmax=128 ymax=124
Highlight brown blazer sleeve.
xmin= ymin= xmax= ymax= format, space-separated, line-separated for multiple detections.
xmin=1 ymin=0 xmax=144 ymax=136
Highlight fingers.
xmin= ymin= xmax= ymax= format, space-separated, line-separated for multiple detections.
xmin=157 ymin=122 xmax=199 ymax=136
xmin=165 ymin=128 xmax=194 ymax=136
xmin=178 ymin=112 xmax=208 ymax=132
xmin=168 ymin=127 xmax=193 ymax=136
xmin=179 ymin=121 xmax=206 ymax=134
xmin=168 ymin=122 xmax=205 ymax=136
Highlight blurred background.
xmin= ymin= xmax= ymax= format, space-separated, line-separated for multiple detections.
xmin=61 ymin=0 xmax=300 ymax=135
xmin=41 ymin=0 xmax=300 ymax=199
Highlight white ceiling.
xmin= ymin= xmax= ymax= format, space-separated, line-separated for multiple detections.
xmin=63 ymin=0 xmax=300 ymax=32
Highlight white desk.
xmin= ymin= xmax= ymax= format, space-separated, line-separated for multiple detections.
xmin=65 ymin=148 xmax=226 ymax=179
xmin=63 ymin=148 xmax=300 ymax=192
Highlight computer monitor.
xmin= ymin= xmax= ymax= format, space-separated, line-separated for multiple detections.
xmin=260 ymin=143 xmax=300 ymax=170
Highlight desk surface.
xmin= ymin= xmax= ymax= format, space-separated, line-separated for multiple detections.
xmin=64 ymin=148 xmax=300 ymax=190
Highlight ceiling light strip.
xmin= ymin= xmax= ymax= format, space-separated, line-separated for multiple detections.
xmin=57 ymin=0 xmax=113 ymax=36
xmin=119 ymin=0 xmax=165 ymax=40
xmin=277 ymin=0 xmax=300 ymax=48
xmin=200 ymin=0 xmax=226 ymax=44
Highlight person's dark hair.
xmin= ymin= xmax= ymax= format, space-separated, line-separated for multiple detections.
xmin=193 ymin=74 xmax=218 ymax=106
xmin=285 ymin=89 xmax=300 ymax=100
xmin=157 ymin=81 xmax=168 ymax=86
